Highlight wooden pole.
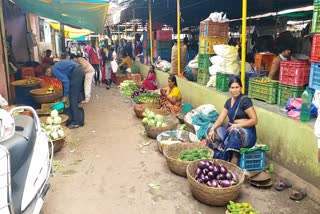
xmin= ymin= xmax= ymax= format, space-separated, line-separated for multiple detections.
xmin=241 ymin=0 xmax=247 ymax=94
xmin=177 ymin=0 xmax=181 ymax=76
xmin=149 ymin=0 xmax=153 ymax=61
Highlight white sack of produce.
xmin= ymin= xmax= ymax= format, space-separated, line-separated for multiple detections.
xmin=210 ymin=56 xmax=224 ymax=66
xmin=206 ymin=12 xmax=228 ymax=22
xmin=156 ymin=57 xmax=171 ymax=72
xmin=209 ymin=64 xmax=223 ymax=76
xmin=213 ymin=45 xmax=238 ymax=58
xmin=188 ymin=59 xmax=198 ymax=69
xmin=206 ymin=74 xmax=216 ymax=88
xmin=223 ymin=61 xmax=240 ymax=75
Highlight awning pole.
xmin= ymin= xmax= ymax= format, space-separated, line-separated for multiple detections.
xmin=241 ymin=0 xmax=247 ymax=94
xmin=177 ymin=0 xmax=181 ymax=76
xmin=149 ymin=0 xmax=153 ymax=62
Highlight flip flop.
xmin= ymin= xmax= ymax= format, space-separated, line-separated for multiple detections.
xmin=274 ymin=180 xmax=292 ymax=191
xmin=290 ymin=190 xmax=307 ymax=201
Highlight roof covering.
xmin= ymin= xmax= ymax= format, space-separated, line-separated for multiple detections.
xmin=14 ymin=0 xmax=109 ymax=33
xmin=119 ymin=0 xmax=314 ymax=27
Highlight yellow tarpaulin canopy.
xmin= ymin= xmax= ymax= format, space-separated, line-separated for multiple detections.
xmin=50 ymin=22 xmax=92 ymax=39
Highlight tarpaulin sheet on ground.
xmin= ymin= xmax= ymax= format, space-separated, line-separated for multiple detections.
xmin=14 ymin=0 xmax=109 ymax=33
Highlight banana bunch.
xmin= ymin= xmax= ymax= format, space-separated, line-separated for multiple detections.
xmin=227 ymin=201 xmax=260 ymax=214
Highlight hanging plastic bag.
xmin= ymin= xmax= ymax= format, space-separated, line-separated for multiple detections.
xmin=111 ymin=60 xmax=118 ymax=73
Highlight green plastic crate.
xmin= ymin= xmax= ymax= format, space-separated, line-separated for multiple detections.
xmin=197 ymin=72 xmax=211 ymax=85
xmin=312 ymin=5 xmax=320 ymax=33
xmin=216 ymin=72 xmax=236 ymax=92
xmin=197 ymin=68 xmax=210 ymax=76
xmin=277 ymin=84 xmax=305 ymax=106
xmin=198 ymin=54 xmax=213 ymax=69
xmin=315 ymin=0 xmax=320 ymax=5
xmin=248 ymin=77 xmax=279 ymax=104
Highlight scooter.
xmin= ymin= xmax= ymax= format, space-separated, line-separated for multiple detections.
xmin=0 ymin=106 xmax=53 ymax=214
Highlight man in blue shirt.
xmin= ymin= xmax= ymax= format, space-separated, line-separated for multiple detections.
xmin=45 ymin=60 xmax=85 ymax=129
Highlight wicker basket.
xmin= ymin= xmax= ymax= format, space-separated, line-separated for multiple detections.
xmin=11 ymin=78 xmax=41 ymax=87
xmin=50 ymin=137 xmax=66 ymax=153
xmin=40 ymin=114 xmax=69 ymax=126
xmin=144 ymin=116 xmax=179 ymax=139
xmin=30 ymin=88 xmax=62 ymax=104
xmin=163 ymin=143 xmax=214 ymax=177
xmin=184 ymin=120 xmax=196 ymax=134
xmin=186 ymin=159 xmax=245 ymax=206
xmin=156 ymin=130 xmax=199 ymax=154
xmin=133 ymin=103 xmax=161 ymax=118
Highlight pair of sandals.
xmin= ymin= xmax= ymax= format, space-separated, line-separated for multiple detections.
xmin=275 ymin=180 xmax=307 ymax=201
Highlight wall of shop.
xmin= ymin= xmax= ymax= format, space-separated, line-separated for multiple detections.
xmin=28 ymin=13 xmax=40 ymax=62
xmin=0 ymin=33 xmax=8 ymax=101
xmin=3 ymin=0 xmax=29 ymax=63
xmin=138 ymin=64 xmax=320 ymax=189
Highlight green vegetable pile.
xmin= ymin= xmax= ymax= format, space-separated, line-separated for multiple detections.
xmin=178 ymin=148 xmax=211 ymax=161
xmin=142 ymin=108 xmax=167 ymax=128
xmin=119 ymin=80 xmax=139 ymax=97
xmin=227 ymin=201 xmax=260 ymax=214
xmin=133 ymin=92 xmax=160 ymax=104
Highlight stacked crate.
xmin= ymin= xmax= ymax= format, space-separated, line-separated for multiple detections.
xmin=197 ymin=20 xmax=229 ymax=85
xmin=276 ymin=60 xmax=310 ymax=106
xmin=153 ymin=30 xmax=172 ymax=62
xmin=310 ymin=0 xmax=320 ymax=90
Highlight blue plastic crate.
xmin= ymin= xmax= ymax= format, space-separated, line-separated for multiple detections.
xmin=309 ymin=63 xmax=320 ymax=89
xmin=239 ymin=150 xmax=265 ymax=171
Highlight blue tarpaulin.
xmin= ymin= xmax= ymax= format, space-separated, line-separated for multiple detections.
xmin=14 ymin=0 xmax=109 ymax=33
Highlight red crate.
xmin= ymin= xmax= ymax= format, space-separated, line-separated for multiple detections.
xmin=21 ymin=67 xmax=35 ymax=79
xmin=199 ymin=20 xmax=229 ymax=38
xmin=280 ymin=61 xmax=310 ymax=86
xmin=156 ymin=30 xmax=172 ymax=41
xmin=311 ymin=34 xmax=320 ymax=63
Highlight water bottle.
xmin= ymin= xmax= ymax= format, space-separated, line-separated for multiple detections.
xmin=300 ymin=87 xmax=312 ymax=122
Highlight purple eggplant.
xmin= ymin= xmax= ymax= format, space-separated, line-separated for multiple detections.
xmin=200 ymin=174 xmax=206 ymax=181
xmin=216 ymin=173 xmax=226 ymax=180
xmin=195 ymin=168 xmax=202 ymax=176
xmin=210 ymin=179 xmax=218 ymax=187
xmin=196 ymin=178 xmax=204 ymax=184
xmin=220 ymin=180 xmax=231 ymax=188
xmin=203 ymin=175 xmax=210 ymax=182
xmin=198 ymin=160 xmax=206 ymax=169
xmin=208 ymin=165 xmax=214 ymax=171
xmin=220 ymin=166 xmax=228 ymax=174
xmin=206 ymin=181 xmax=212 ymax=187
xmin=230 ymin=172 xmax=238 ymax=183
xmin=212 ymin=166 xmax=220 ymax=175
xmin=202 ymin=168 xmax=209 ymax=175
xmin=225 ymin=172 xmax=233 ymax=180
xmin=208 ymin=161 xmax=214 ymax=165
xmin=205 ymin=161 xmax=211 ymax=168
xmin=207 ymin=171 xmax=216 ymax=179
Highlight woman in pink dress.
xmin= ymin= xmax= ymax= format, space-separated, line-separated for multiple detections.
xmin=141 ymin=65 xmax=157 ymax=90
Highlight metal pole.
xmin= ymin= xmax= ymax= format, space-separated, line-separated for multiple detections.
xmin=60 ymin=23 xmax=66 ymax=53
xmin=241 ymin=0 xmax=247 ymax=94
xmin=149 ymin=0 xmax=153 ymax=61
xmin=177 ymin=0 xmax=181 ymax=76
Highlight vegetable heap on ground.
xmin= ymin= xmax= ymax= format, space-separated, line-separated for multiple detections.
xmin=178 ymin=148 xmax=211 ymax=161
xmin=227 ymin=201 xmax=260 ymax=214
xmin=142 ymin=108 xmax=167 ymax=128
xmin=133 ymin=92 xmax=160 ymax=104
xmin=131 ymin=88 xmax=147 ymax=99
xmin=42 ymin=110 xmax=65 ymax=141
xmin=195 ymin=160 xmax=238 ymax=188
xmin=119 ymin=80 xmax=139 ymax=97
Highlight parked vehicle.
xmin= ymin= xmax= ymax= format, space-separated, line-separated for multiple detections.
xmin=0 ymin=106 xmax=53 ymax=214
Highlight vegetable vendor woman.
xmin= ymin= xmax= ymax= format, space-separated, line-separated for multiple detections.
xmin=207 ymin=76 xmax=258 ymax=164
xmin=159 ymin=75 xmax=182 ymax=115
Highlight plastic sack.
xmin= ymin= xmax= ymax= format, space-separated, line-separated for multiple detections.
xmin=111 ymin=60 xmax=118 ymax=73
xmin=210 ymin=55 xmax=224 ymax=66
xmin=209 ymin=64 xmax=223 ymax=75
xmin=188 ymin=59 xmax=198 ymax=69
xmin=285 ymin=98 xmax=318 ymax=120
